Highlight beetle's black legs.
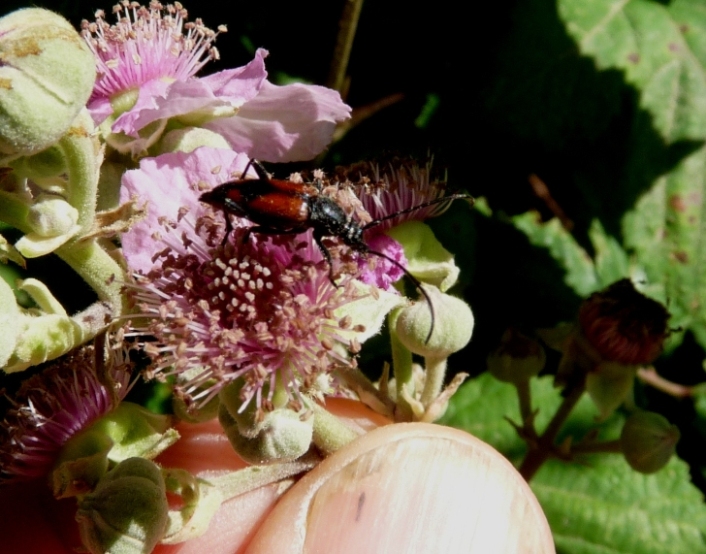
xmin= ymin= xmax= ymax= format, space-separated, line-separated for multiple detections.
xmin=313 ymin=230 xmax=339 ymax=287
xmin=242 ymin=158 xmax=270 ymax=181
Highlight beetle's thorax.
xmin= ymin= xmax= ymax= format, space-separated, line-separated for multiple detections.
xmin=308 ymin=195 xmax=366 ymax=252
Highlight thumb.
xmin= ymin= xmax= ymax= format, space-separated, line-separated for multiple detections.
xmin=245 ymin=422 xmax=554 ymax=553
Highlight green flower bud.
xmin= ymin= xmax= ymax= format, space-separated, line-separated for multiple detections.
xmin=395 ymin=286 xmax=473 ymax=357
xmin=14 ymin=194 xmax=81 ymax=256
xmin=76 ymin=458 xmax=169 ymax=554
xmin=487 ymin=328 xmax=546 ymax=384
xmin=11 ymin=144 xmax=67 ymax=181
xmin=0 ymin=8 xmax=96 ymax=155
xmin=219 ymin=403 xmax=313 ymax=465
xmin=26 ymin=194 xmax=78 ymax=237
xmin=620 ymin=410 xmax=679 ymax=474
xmin=52 ymin=428 xmax=113 ymax=499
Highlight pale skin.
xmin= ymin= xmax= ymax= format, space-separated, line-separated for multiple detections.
xmin=0 ymin=399 xmax=554 ymax=553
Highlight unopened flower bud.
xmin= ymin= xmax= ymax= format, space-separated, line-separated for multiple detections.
xmin=620 ymin=410 xmax=679 ymax=474
xmin=76 ymin=457 xmax=169 ymax=554
xmin=579 ymin=279 xmax=670 ymax=366
xmin=15 ymin=194 xmax=82 ymax=254
xmin=82 ymin=402 xmax=179 ymax=462
xmin=219 ymin=403 xmax=313 ymax=465
xmin=0 ymin=8 xmax=96 ymax=155
xmin=487 ymin=328 xmax=546 ymax=384
xmin=395 ymin=286 xmax=473 ymax=357
xmin=26 ymin=194 xmax=79 ymax=237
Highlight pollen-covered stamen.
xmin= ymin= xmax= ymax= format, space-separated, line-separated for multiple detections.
xmin=127 ymin=214 xmax=363 ymax=413
xmin=81 ymin=1 xmax=225 ymax=102
xmin=198 ymin=250 xmax=280 ymax=325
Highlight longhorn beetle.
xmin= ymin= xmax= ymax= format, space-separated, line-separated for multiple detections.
xmin=199 ymin=159 xmax=473 ymax=343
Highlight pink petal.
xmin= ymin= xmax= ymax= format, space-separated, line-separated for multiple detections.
xmin=112 ymin=50 xmax=269 ymax=136
xmin=120 ymin=147 xmax=252 ymax=273
xmin=199 ymin=48 xmax=269 ymax=101
xmin=87 ymin=97 xmax=114 ymax=126
xmin=358 ymin=234 xmax=406 ymax=291
xmin=204 ymin=80 xmax=351 ymax=162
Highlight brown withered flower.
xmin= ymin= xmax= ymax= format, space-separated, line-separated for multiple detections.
xmin=578 ymin=279 xmax=670 ymax=366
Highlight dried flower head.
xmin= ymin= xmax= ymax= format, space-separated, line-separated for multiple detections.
xmin=578 ymin=279 xmax=670 ymax=366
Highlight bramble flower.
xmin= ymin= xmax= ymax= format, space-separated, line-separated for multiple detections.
xmin=120 ymin=148 xmax=399 ymax=414
xmin=81 ymin=1 xmax=222 ymax=124
xmin=0 ymin=343 xmax=132 ymax=482
xmin=81 ymin=2 xmax=351 ymax=161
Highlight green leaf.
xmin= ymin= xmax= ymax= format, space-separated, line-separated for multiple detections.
xmin=538 ymin=456 xmax=706 ymax=554
xmin=556 ymin=0 xmax=706 ymax=350
xmin=442 ymin=374 xmax=706 ymax=553
xmin=589 ymin=219 xmax=631 ymax=285
xmin=511 ymin=212 xmax=599 ymax=297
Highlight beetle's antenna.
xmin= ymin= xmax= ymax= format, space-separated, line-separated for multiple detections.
xmin=367 ymin=249 xmax=435 ymax=344
xmin=362 ymin=194 xmax=474 ymax=231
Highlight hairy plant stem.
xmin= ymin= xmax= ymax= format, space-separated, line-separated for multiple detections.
xmin=390 ymin=310 xmax=415 ymax=420
xmin=210 ymin=453 xmax=319 ymax=500
xmin=57 ymin=239 xmax=126 ymax=316
xmin=311 ymin=402 xmax=359 ymax=456
xmin=420 ymin=355 xmax=447 ymax=407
